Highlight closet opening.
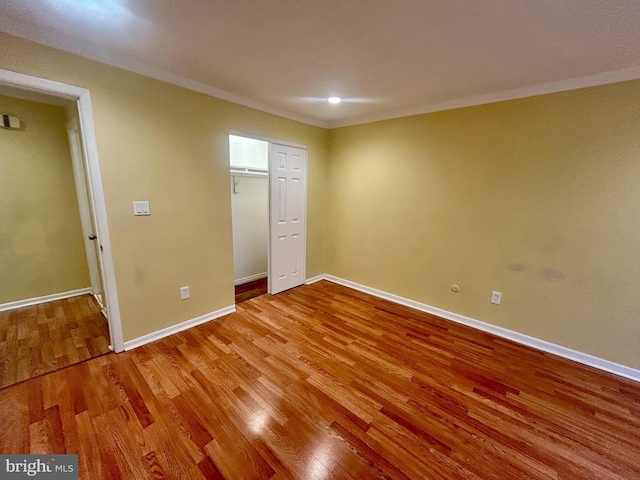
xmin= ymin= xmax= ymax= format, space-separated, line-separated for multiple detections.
xmin=229 ymin=134 xmax=269 ymax=303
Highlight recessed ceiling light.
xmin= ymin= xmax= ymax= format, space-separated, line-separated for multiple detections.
xmin=327 ymin=97 xmax=342 ymax=104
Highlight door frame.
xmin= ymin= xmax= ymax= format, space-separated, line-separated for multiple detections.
xmin=0 ymin=69 xmax=124 ymax=352
xmin=228 ymin=130 xmax=308 ymax=296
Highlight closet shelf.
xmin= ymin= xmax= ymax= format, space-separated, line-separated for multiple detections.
xmin=230 ymin=167 xmax=268 ymax=178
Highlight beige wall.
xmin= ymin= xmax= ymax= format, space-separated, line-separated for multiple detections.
xmin=327 ymin=80 xmax=640 ymax=369
xmin=3 ymin=32 xmax=638 ymax=371
xmin=0 ymin=32 xmax=328 ymax=342
xmin=0 ymin=94 xmax=90 ymax=303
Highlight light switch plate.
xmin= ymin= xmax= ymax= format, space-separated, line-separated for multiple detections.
xmin=133 ymin=201 xmax=150 ymax=216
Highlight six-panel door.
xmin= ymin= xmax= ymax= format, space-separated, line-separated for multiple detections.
xmin=269 ymin=144 xmax=307 ymax=294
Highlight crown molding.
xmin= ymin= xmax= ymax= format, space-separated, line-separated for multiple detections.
xmin=90 ymin=55 xmax=330 ymax=129
xmin=0 ymin=28 xmax=329 ymax=129
xmin=329 ymin=65 xmax=640 ymax=129
xmin=3 ymin=27 xmax=640 ymax=131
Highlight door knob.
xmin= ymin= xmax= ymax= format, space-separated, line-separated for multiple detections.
xmin=88 ymin=234 xmax=97 ymax=240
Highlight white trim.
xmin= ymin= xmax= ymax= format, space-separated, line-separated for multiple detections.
xmin=330 ymin=65 xmax=640 ymax=128
xmin=305 ymin=275 xmax=325 ymax=285
xmin=94 ymin=67 xmax=327 ymax=128
xmin=123 ymin=305 xmax=236 ymax=350
xmin=3 ymin=29 xmax=639 ymax=130
xmin=320 ymin=274 xmax=640 ymax=383
xmin=0 ymin=30 xmax=326 ymax=128
xmin=0 ymin=69 xmax=125 ymax=353
xmin=77 ymin=90 xmax=123 ymax=352
xmin=229 ymin=130 xmax=308 ymax=150
xmin=234 ymin=272 xmax=268 ymax=286
xmin=0 ymin=288 xmax=92 ymax=312
xmin=0 ymin=69 xmax=86 ymax=99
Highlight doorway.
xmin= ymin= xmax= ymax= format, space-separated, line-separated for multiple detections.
xmin=0 ymin=70 xmax=123 ymax=374
xmin=229 ymin=132 xmax=308 ymax=303
xmin=230 ymin=134 xmax=269 ymax=303
xmin=0 ymin=90 xmax=110 ymax=388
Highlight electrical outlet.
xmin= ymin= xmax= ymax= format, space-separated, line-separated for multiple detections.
xmin=180 ymin=286 xmax=190 ymax=300
xmin=490 ymin=291 xmax=502 ymax=305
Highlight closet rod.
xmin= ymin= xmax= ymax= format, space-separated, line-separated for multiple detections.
xmin=230 ymin=168 xmax=268 ymax=178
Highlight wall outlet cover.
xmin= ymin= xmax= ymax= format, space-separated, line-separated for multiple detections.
xmin=180 ymin=286 xmax=190 ymax=300
xmin=490 ymin=291 xmax=502 ymax=305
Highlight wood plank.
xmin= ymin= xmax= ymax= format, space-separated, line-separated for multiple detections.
xmin=235 ymin=277 xmax=268 ymax=304
xmin=0 ymin=281 xmax=638 ymax=479
xmin=0 ymin=295 xmax=110 ymax=389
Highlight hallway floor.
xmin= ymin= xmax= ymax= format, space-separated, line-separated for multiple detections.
xmin=0 ymin=294 xmax=111 ymax=389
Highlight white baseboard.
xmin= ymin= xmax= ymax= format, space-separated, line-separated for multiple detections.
xmin=321 ymin=274 xmax=640 ymax=383
xmin=305 ymin=275 xmax=325 ymax=285
xmin=123 ymin=305 xmax=236 ymax=351
xmin=0 ymin=287 xmax=92 ymax=312
xmin=234 ymin=272 xmax=268 ymax=286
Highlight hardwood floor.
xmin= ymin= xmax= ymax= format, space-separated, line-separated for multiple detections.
xmin=0 ymin=294 xmax=111 ymax=389
xmin=1 ymin=280 xmax=639 ymax=479
xmin=235 ymin=277 xmax=268 ymax=303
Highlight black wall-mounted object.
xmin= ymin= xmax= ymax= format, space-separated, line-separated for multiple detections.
xmin=1 ymin=114 xmax=20 ymax=129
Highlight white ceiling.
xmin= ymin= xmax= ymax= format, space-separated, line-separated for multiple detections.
xmin=1 ymin=0 xmax=639 ymax=128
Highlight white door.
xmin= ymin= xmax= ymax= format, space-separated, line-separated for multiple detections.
xmin=67 ymin=119 xmax=107 ymax=314
xmin=269 ymin=143 xmax=307 ymax=294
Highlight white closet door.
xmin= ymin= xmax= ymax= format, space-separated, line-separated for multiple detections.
xmin=269 ymin=144 xmax=307 ymax=294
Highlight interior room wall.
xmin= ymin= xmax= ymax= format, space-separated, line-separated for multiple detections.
xmin=326 ymin=79 xmax=640 ymax=370
xmin=0 ymin=94 xmax=90 ymax=304
xmin=231 ymin=175 xmax=268 ymax=283
xmin=4 ymin=32 xmax=638 ymax=372
xmin=0 ymin=32 xmax=328 ymax=342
